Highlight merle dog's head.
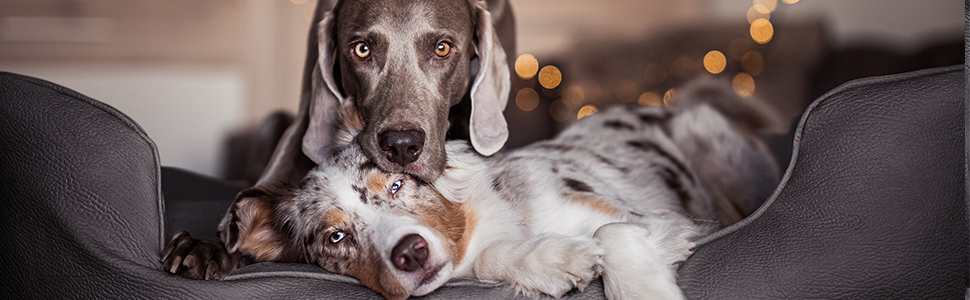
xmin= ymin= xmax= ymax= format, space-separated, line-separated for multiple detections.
xmin=222 ymin=104 xmax=481 ymax=300
xmin=301 ymin=0 xmax=511 ymax=182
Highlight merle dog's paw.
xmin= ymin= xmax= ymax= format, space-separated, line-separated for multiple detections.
xmin=160 ymin=230 xmax=242 ymax=280
xmin=509 ymin=236 xmax=605 ymax=298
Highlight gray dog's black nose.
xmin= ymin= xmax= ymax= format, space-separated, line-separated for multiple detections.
xmin=391 ymin=234 xmax=428 ymax=272
xmin=379 ymin=129 xmax=425 ymax=166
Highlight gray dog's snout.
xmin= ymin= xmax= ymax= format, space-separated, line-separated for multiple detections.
xmin=379 ymin=129 xmax=425 ymax=166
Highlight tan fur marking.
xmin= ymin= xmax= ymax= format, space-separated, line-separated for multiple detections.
xmin=339 ymin=103 xmax=364 ymax=132
xmin=235 ymin=198 xmax=283 ymax=262
xmin=324 ymin=209 xmax=350 ymax=228
xmin=347 ymin=242 xmax=407 ymax=300
xmin=453 ymin=201 xmax=477 ymax=266
xmin=367 ymin=172 xmax=389 ymax=196
xmin=570 ymin=194 xmax=622 ymax=218
xmin=416 ymin=191 xmax=473 ymax=265
xmin=241 ymin=226 xmax=282 ymax=261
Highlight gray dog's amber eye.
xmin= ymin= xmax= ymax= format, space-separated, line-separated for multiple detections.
xmin=353 ymin=42 xmax=370 ymax=59
xmin=390 ymin=179 xmax=403 ymax=195
xmin=329 ymin=231 xmax=346 ymax=243
xmin=434 ymin=42 xmax=451 ymax=58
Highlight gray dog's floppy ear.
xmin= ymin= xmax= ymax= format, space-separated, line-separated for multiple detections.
xmin=468 ymin=1 xmax=511 ymax=156
xmin=303 ymin=11 xmax=346 ymax=164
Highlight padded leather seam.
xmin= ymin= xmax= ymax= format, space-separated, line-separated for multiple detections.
xmin=0 ymin=72 xmax=167 ymax=253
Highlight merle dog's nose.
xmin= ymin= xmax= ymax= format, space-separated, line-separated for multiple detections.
xmin=391 ymin=234 xmax=428 ymax=272
xmin=378 ymin=129 xmax=425 ymax=166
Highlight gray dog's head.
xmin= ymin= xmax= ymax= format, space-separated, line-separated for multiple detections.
xmin=302 ymin=0 xmax=511 ymax=182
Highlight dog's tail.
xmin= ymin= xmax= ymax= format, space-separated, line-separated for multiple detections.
xmin=666 ymin=76 xmax=785 ymax=226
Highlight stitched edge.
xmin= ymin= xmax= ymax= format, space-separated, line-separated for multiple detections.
xmin=690 ymin=64 xmax=965 ymax=247
xmin=224 ymin=264 xmax=505 ymax=288
xmin=0 ymin=72 xmax=167 ymax=255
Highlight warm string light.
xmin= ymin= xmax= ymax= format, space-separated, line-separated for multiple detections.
xmin=638 ymin=92 xmax=661 ymax=106
xmin=538 ymin=65 xmax=562 ymax=89
xmin=577 ymin=105 xmax=598 ymax=120
xmin=753 ymin=0 xmax=778 ymax=12
xmin=511 ymin=0 xmax=799 ymax=120
xmin=732 ymin=72 xmax=755 ymax=97
xmin=663 ymin=89 xmax=676 ymax=106
xmin=703 ymin=50 xmax=727 ymax=74
xmin=515 ymin=54 xmax=539 ymax=79
xmin=749 ymin=18 xmax=773 ymax=44
xmin=747 ymin=5 xmax=771 ymax=23
xmin=515 ymin=88 xmax=540 ymax=112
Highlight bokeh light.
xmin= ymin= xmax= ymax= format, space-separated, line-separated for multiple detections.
xmin=750 ymin=18 xmax=774 ymax=44
xmin=638 ymin=92 xmax=662 ymax=106
xmin=746 ymin=5 xmax=770 ymax=23
xmin=538 ymin=65 xmax=562 ymax=89
xmin=515 ymin=54 xmax=539 ymax=79
xmin=561 ymin=85 xmax=585 ymax=107
xmin=549 ymin=99 xmax=571 ymax=122
xmin=782 ymin=0 xmax=799 ymax=3
xmin=732 ymin=72 xmax=756 ymax=97
xmin=663 ymin=89 xmax=676 ymax=106
xmin=644 ymin=63 xmax=667 ymax=85
xmin=615 ymin=80 xmax=639 ymax=102
xmin=753 ymin=0 xmax=778 ymax=12
xmin=703 ymin=50 xmax=727 ymax=74
xmin=577 ymin=105 xmax=598 ymax=120
xmin=515 ymin=88 xmax=539 ymax=112
xmin=741 ymin=51 xmax=764 ymax=75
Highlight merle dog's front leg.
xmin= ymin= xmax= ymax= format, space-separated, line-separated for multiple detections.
xmin=474 ymin=233 xmax=605 ymax=298
xmin=160 ymin=230 xmax=248 ymax=280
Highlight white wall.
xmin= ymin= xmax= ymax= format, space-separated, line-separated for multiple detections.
xmin=0 ymin=0 xmax=315 ymax=179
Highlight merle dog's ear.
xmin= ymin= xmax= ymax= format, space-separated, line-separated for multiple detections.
xmin=468 ymin=0 xmax=511 ymax=156
xmin=218 ymin=185 xmax=290 ymax=262
xmin=303 ymin=10 xmax=346 ymax=164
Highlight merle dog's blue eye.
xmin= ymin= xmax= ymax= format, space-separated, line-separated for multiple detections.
xmin=390 ymin=180 xmax=403 ymax=195
xmin=329 ymin=231 xmax=346 ymax=244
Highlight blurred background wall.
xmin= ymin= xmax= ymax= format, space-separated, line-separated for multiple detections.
xmin=0 ymin=0 xmax=962 ymax=180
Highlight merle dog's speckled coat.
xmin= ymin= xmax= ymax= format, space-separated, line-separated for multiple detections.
xmin=163 ymin=79 xmax=781 ymax=300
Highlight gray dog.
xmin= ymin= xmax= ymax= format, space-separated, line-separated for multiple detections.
xmin=160 ymin=0 xmax=515 ymax=281
xmin=260 ymin=0 xmax=516 ymax=187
